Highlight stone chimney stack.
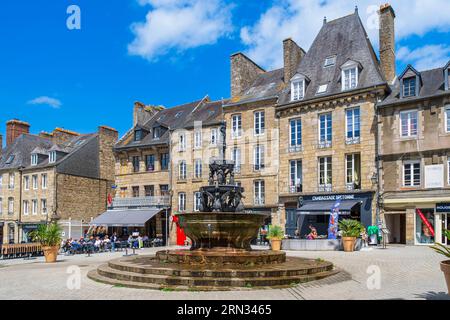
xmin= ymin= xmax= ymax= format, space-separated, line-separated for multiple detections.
xmin=133 ymin=102 xmax=161 ymax=126
xmin=230 ymin=52 xmax=265 ymax=98
xmin=379 ymin=3 xmax=396 ymax=83
xmin=283 ymin=38 xmax=306 ymax=84
xmin=98 ymin=126 xmax=118 ymax=182
xmin=0 ymin=134 xmax=3 ymax=153
xmin=52 ymin=128 xmax=80 ymax=144
xmin=6 ymin=119 xmax=30 ymax=146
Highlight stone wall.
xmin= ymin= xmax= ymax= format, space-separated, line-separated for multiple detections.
xmin=283 ymin=38 xmax=305 ymax=84
xmin=379 ymin=4 xmax=396 ymax=83
xmin=98 ymin=126 xmax=118 ymax=182
xmin=0 ymin=170 xmax=22 ymax=244
xmin=231 ymin=53 xmax=265 ymax=98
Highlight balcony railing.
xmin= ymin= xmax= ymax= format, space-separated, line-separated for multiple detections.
xmin=111 ymin=196 xmax=170 ymax=209
xmin=254 ymin=197 xmax=265 ymax=206
xmin=289 ymin=145 xmax=303 ymax=153
xmin=290 ymin=184 xmax=303 ymax=194
xmin=346 ymin=182 xmax=361 ymax=191
xmin=318 ymin=141 xmax=332 ymax=149
xmin=318 ymin=184 xmax=333 ymax=192
xmin=346 ymin=137 xmax=360 ymax=145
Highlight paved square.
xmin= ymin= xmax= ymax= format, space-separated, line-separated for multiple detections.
xmin=0 ymin=246 xmax=448 ymax=300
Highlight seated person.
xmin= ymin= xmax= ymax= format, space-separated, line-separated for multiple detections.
xmin=306 ymin=225 xmax=318 ymax=240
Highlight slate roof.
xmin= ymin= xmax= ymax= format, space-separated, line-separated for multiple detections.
xmin=115 ymin=97 xmax=224 ymax=151
xmin=278 ymin=12 xmax=386 ymax=105
xmin=378 ymin=67 xmax=450 ymax=107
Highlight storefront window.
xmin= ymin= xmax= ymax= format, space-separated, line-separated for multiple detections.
xmin=415 ymin=209 xmax=435 ymax=244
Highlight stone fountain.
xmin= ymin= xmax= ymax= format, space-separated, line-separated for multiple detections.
xmin=88 ymin=126 xmax=338 ymax=290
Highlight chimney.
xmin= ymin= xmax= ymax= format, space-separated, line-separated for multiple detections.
xmin=133 ymin=102 xmax=162 ymax=126
xmin=0 ymin=134 xmax=3 ymax=153
xmin=6 ymin=119 xmax=30 ymax=146
xmin=39 ymin=131 xmax=53 ymax=139
xmin=52 ymin=128 xmax=80 ymax=144
xmin=230 ymin=52 xmax=265 ymax=98
xmin=379 ymin=3 xmax=396 ymax=83
xmin=98 ymin=126 xmax=119 ymax=182
xmin=283 ymin=38 xmax=306 ymax=84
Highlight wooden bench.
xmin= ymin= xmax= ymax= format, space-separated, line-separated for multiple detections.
xmin=0 ymin=243 xmax=43 ymax=259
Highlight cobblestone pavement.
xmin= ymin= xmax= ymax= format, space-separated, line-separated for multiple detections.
xmin=0 ymin=245 xmax=448 ymax=300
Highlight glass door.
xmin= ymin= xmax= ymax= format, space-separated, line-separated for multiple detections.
xmin=443 ymin=214 xmax=450 ymax=246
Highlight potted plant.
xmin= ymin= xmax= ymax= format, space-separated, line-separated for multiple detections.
xmin=339 ymin=219 xmax=364 ymax=252
xmin=30 ymin=222 xmax=63 ymax=263
xmin=430 ymin=229 xmax=450 ymax=295
xmin=267 ymin=225 xmax=284 ymax=251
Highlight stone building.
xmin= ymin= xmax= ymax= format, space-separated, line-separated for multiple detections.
xmin=0 ymin=121 xmax=118 ymax=244
xmin=378 ymin=62 xmax=450 ymax=245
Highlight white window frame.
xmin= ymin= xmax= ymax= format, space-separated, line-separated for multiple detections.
xmin=41 ymin=199 xmax=47 ymax=215
xmin=179 ymin=133 xmax=186 ymax=152
xmin=345 ymin=107 xmax=361 ymax=144
xmin=31 ymin=154 xmax=38 ymax=166
xmin=194 ymin=192 xmax=202 ymax=212
xmin=232 ymin=114 xmax=242 ymax=138
xmin=254 ymin=180 xmax=265 ymax=205
xmin=324 ymin=56 xmax=336 ymax=67
xmin=345 ymin=153 xmax=361 ymax=190
xmin=291 ymin=76 xmax=305 ymax=101
xmin=178 ymin=193 xmax=186 ymax=212
xmin=194 ymin=159 xmax=202 ymax=179
xmin=32 ymin=175 xmax=38 ymax=190
xmin=400 ymin=110 xmax=418 ymax=138
xmin=403 ymin=160 xmax=421 ymax=187
xmin=445 ymin=105 xmax=450 ymax=133
xmin=232 ymin=147 xmax=241 ymax=173
xmin=23 ymin=200 xmax=29 ymax=216
xmin=253 ymin=144 xmax=265 ymax=171
xmin=194 ymin=129 xmax=202 ymax=149
xmin=254 ymin=111 xmax=265 ymax=136
xmin=402 ymin=76 xmax=417 ymax=97
xmin=289 ymin=160 xmax=302 ymax=193
xmin=24 ymin=176 xmax=30 ymax=191
xmin=316 ymin=84 xmax=328 ymax=95
xmin=289 ymin=118 xmax=302 ymax=152
xmin=210 ymin=128 xmax=218 ymax=146
xmin=32 ymin=199 xmax=38 ymax=216
xmin=448 ymin=158 xmax=450 ymax=185
xmin=41 ymin=174 xmax=48 ymax=190
xmin=318 ymin=113 xmax=332 ymax=148
xmin=179 ymin=161 xmax=187 ymax=180
xmin=318 ymin=157 xmax=333 ymax=192
xmin=342 ymin=66 xmax=358 ymax=91
xmin=49 ymin=151 xmax=56 ymax=164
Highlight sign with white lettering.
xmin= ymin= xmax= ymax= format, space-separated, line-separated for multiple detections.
xmin=425 ymin=165 xmax=444 ymax=189
xmin=436 ymin=203 xmax=450 ymax=213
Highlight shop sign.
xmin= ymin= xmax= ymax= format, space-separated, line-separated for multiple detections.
xmin=436 ymin=203 xmax=450 ymax=213
xmin=425 ymin=165 xmax=444 ymax=189
xmin=311 ymin=194 xmax=356 ymax=202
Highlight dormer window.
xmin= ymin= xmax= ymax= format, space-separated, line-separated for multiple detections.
xmin=134 ymin=130 xmax=143 ymax=142
xmin=341 ymin=60 xmax=360 ymax=91
xmin=291 ymin=74 xmax=307 ymax=101
xmin=324 ymin=56 xmax=336 ymax=68
xmin=49 ymin=151 xmax=56 ymax=164
xmin=316 ymin=84 xmax=328 ymax=95
xmin=403 ymin=77 xmax=417 ymax=97
xmin=153 ymin=127 xmax=160 ymax=139
xmin=31 ymin=154 xmax=38 ymax=166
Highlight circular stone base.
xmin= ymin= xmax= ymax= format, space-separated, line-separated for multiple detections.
xmin=156 ymin=249 xmax=286 ymax=265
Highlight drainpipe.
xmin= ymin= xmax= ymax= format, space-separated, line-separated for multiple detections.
xmin=374 ymin=92 xmax=383 ymax=234
xmin=18 ymin=170 xmax=23 ymax=243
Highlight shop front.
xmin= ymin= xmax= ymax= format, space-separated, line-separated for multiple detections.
xmin=20 ymin=222 xmax=46 ymax=243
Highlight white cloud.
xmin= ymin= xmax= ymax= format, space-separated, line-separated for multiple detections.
xmin=128 ymin=0 xmax=233 ymax=61
xmin=397 ymin=45 xmax=450 ymax=71
xmin=240 ymin=0 xmax=450 ymax=70
xmin=27 ymin=96 xmax=62 ymax=109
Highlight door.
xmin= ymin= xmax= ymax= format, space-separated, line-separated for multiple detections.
xmin=443 ymin=214 xmax=450 ymax=245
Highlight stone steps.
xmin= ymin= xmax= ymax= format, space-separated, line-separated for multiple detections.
xmin=91 ymin=263 xmax=339 ymax=289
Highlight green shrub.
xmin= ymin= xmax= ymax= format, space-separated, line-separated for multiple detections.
xmin=431 ymin=229 xmax=450 ymax=259
xmin=267 ymin=225 xmax=284 ymax=240
xmin=29 ymin=222 xmax=63 ymax=247
xmin=338 ymin=219 xmax=364 ymax=238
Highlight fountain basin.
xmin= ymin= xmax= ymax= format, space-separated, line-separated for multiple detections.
xmin=177 ymin=212 xmax=268 ymax=250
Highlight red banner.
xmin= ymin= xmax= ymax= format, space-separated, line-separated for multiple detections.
xmin=417 ymin=209 xmax=435 ymax=237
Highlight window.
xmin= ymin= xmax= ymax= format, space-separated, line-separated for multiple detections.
xmin=290 ymin=160 xmax=302 ymax=193
xmin=8 ymin=197 xmax=14 ymax=214
xmin=0 ymin=198 xmax=2 ymax=215
xmin=24 ymin=176 xmax=29 ymax=191
xmin=32 ymin=175 xmax=38 ymax=190
xmin=289 ymin=118 xmax=302 ymax=152
xmin=132 ymin=186 xmax=140 ymax=198
xmin=324 ymin=56 xmax=336 ymax=67
xmin=403 ymin=77 xmax=417 ymax=97
xmin=291 ymin=79 xmax=305 ymax=101
xmin=445 ymin=106 xmax=450 ymax=133
xmin=342 ymin=67 xmax=358 ymax=91
xmin=254 ymin=180 xmax=265 ymax=205
xmin=9 ymin=173 xmax=15 ymax=189
xmin=178 ymin=193 xmax=186 ymax=212
xmin=400 ymin=110 xmax=418 ymax=137
xmin=41 ymin=199 xmax=47 ymax=215
xmin=153 ymin=127 xmax=160 ymax=139
xmin=346 ymin=154 xmax=361 ymax=190
xmin=160 ymin=185 xmax=169 ymax=197
xmin=5 ymin=155 xmax=14 ymax=164
xmin=179 ymin=161 xmax=187 ymax=180
xmin=316 ymin=84 xmax=328 ymax=95
xmin=175 ymin=112 xmax=183 ymax=118
xmin=132 ymin=156 xmax=140 ymax=173
xmin=415 ymin=209 xmax=435 ymax=244
xmin=179 ymin=133 xmax=186 ymax=151
xmin=232 ymin=114 xmax=242 ymax=138
xmin=49 ymin=151 xmax=56 ymax=163
xmin=144 ymin=185 xmax=154 ymax=197
xmin=23 ymin=201 xmax=29 ymax=216
xmin=403 ymin=161 xmax=421 ymax=187
xmin=346 ymin=107 xmax=360 ymax=144
xmin=232 ymin=147 xmax=241 ymax=173
xmin=194 ymin=192 xmax=202 ymax=212
xmin=31 ymin=154 xmax=38 ymax=166
xmin=319 ymin=157 xmax=332 ymax=192
xmin=134 ymin=130 xmax=142 ymax=142
xmin=210 ymin=128 xmax=218 ymax=145
xmin=194 ymin=130 xmax=202 ymax=149
xmin=254 ymin=111 xmax=265 ymax=136
xmin=145 ymin=155 xmax=155 ymax=172
xmin=31 ymin=200 xmax=38 ymax=215
xmin=253 ymin=145 xmax=265 ymax=171
xmin=194 ymin=159 xmax=202 ymax=179
xmin=160 ymin=153 xmax=169 ymax=170
xmin=41 ymin=174 xmax=48 ymax=189
xmin=319 ymin=113 xmax=332 ymax=148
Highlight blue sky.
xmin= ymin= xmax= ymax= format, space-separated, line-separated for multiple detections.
xmin=1 ymin=0 xmax=449 ymax=141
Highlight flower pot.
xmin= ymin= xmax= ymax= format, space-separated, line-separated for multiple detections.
xmin=42 ymin=246 xmax=59 ymax=263
xmin=441 ymin=260 xmax=450 ymax=295
xmin=271 ymin=239 xmax=282 ymax=251
xmin=342 ymin=237 xmax=356 ymax=252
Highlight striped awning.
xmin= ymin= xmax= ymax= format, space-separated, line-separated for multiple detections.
xmin=89 ymin=209 xmax=162 ymax=227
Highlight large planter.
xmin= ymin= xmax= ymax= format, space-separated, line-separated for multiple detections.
xmin=42 ymin=246 xmax=59 ymax=263
xmin=441 ymin=260 xmax=450 ymax=295
xmin=270 ymin=239 xmax=282 ymax=251
xmin=342 ymin=237 xmax=357 ymax=252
